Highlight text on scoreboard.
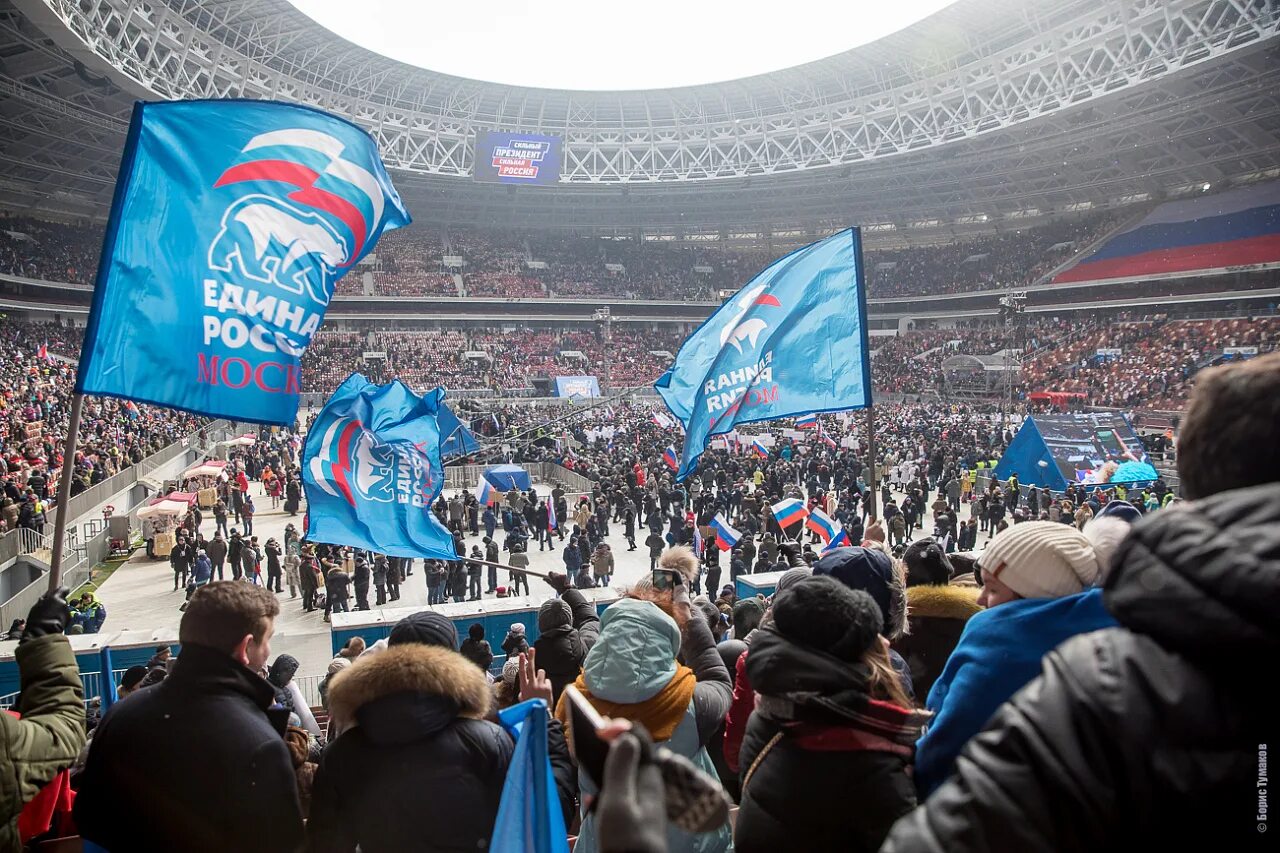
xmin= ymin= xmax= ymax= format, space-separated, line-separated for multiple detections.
xmin=473 ymin=131 xmax=562 ymax=185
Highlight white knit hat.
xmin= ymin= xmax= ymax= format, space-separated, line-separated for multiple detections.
xmin=977 ymin=521 xmax=1101 ymax=599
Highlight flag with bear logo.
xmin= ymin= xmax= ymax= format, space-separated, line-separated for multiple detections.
xmin=76 ymin=99 xmax=411 ymax=424
xmin=654 ymin=229 xmax=871 ymax=480
xmin=302 ymin=373 xmax=456 ymax=560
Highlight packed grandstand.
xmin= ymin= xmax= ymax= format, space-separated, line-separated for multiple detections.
xmin=0 ymin=0 xmax=1278 ymax=849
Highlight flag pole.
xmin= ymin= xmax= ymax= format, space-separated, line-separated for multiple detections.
xmin=48 ymin=391 xmax=86 ymax=591
xmin=865 ymin=400 xmax=879 ymax=521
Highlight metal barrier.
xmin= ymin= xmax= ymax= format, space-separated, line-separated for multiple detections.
xmin=0 ymin=527 xmax=111 ymax=630
xmin=444 ymin=462 xmax=595 ymax=496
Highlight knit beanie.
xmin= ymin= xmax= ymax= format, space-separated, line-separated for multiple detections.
xmin=501 ymin=657 xmax=520 ymax=687
xmin=508 ymin=622 xmax=526 ymax=637
xmin=774 ymin=566 xmax=813 ymax=594
xmin=1082 ymin=515 xmax=1133 ymax=585
xmin=387 ymin=611 xmax=459 ymax=649
xmin=771 ymin=576 xmax=883 ymax=662
xmin=978 ymin=521 xmax=1102 ymax=599
xmin=538 ymin=598 xmax=573 ymax=632
xmin=326 ymin=656 xmax=352 ymax=676
xmin=903 ymin=539 xmax=953 ymax=587
xmin=812 ymin=546 xmax=906 ymax=639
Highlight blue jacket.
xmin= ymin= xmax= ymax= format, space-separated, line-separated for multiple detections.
xmin=914 ymin=588 xmax=1116 ymax=796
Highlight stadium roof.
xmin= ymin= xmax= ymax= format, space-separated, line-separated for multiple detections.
xmin=1 ymin=0 xmax=1278 ymax=231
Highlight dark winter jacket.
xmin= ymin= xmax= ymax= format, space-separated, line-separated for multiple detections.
xmin=885 ymin=482 xmax=1280 ymax=853
xmin=737 ymin=630 xmax=922 ymax=853
xmin=891 ymin=583 xmax=983 ymax=705
xmin=308 ymin=644 xmax=513 ymax=852
xmin=533 ymin=588 xmax=601 ymax=704
xmin=75 ymin=643 xmax=303 ymax=853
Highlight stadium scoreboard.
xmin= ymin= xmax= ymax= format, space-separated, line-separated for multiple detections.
xmin=472 ymin=131 xmax=562 ymax=185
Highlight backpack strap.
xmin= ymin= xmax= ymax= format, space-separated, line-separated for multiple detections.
xmin=740 ymin=731 xmax=783 ymax=795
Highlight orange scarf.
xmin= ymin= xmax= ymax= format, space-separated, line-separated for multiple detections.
xmin=555 ymin=664 xmax=696 ymax=743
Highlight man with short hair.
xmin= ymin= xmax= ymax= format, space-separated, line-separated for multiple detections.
xmin=75 ymin=582 xmax=303 ymax=852
xmin=885 ymin=353 xmax=1280 ymax=853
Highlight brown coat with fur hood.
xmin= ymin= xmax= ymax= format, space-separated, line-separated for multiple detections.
xmin=307 ymin=644 xmax=513 ymax=853
xmin=892 ymin=583 xmax=983 ymax=705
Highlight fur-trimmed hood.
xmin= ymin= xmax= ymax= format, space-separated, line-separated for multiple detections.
xmin=327 ymin=644 xmax=493 ymax=742
xmin=906 ymin=583 xmax=983 ymax=622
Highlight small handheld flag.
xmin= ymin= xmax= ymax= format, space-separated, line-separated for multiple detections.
xmin=771 ymin=498 xmax=809 ymax=529
xmin=806 ymin=507 xmax=840 ymax=543
xmin=655 ymin=229 xmax=872 ymax=479
xmin=302 ymin=374 xmax=456 ymax=559
xmin=693 ymin=525 xmax=705 ymax=558
xmin=663 ymin=446 xmax=679 ymax=470
xmin=710 ymin=513 xmax=742 ymax=551
xmin=478 ymin=478 xmax=498 ymax=507
xmin=76 ymin=100 xmax=410 ymax=425
xmin=751 ymin=439 xmax=770 ymax=459
xmin=796 ymin=413 xmax=818 ymax=430
xmin=547 ymin=499 xmax=557 ymax=533
xmin=819 ymin=430 xmax=838 ymax=450
xmin=822 ymin=527 xmax=850 ymax=553
xmin=652 ymin=412 xmax=675 ymax=430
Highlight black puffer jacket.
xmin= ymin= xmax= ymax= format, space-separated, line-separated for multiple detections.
xmin=737 ymin=630 xmax=921 ymax=853
xmin=884 ymin=482 xmax=1280 ymax=853
xmin=532 ymin=588 xmax=601 ymax=705
xmin=308 ymin=644 xmax=514 ymax=852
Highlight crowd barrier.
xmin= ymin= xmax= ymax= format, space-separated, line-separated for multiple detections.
xmin=445 ymin=461 xmax=595 ymax=498
xmin=0 ymin=629 xmax=180 ymax=702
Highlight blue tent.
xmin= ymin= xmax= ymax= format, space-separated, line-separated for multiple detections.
xmin=436 ymin=401 xmax=480 ymax=459
xmin=994 ymin=412 xmax=1160 ymax=493
xmin=484 ymin=464 xmax=532 ymax=491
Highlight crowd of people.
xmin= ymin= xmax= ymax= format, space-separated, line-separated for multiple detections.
xmin=1 ymin=351 xmax=1273 ymax=851
xmin=3 ymin=210 xmax=1128 ymax=300
xmin=0 ymin=319 xmax=203 ymax=534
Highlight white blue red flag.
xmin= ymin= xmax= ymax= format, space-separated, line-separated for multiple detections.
xmin=796 ymin=413 xmax=818 ymax=430
xmin=655 ymin=229 xmax=871 ymax=479
xmin=822 ymin=527 xmax=850 ymax=554
xmin=547 ymin=499 xmax=557 ymax=533
xmin=806 ymin=507 xmax=840 ymax=543
xmin=710 ymin=513 xmax=742 ymax=551
xmin=302 ymin=374 xmax=455 ymax=559
xmin=652 ymin=412 xmax=674 ymax=430
xmin=771 ymin=498 xmax=809 ymax=529
xmin=76 ymin=100 xmax=410 ymax=425
xmin=663 ymin=446 xmax=679 ymax=470
xmin=751 ymin=439 xmax=770 ymax=459
xmin=478 ymin=478 xmax=498 ymax=507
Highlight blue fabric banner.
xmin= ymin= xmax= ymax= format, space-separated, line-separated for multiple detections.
xmin=490 ymin=699 xmax=569 ymax=853
xmin=302 ymin=374 xmax=456 ymax=559
xmin=655 ymin=229 xmax=871 ymax=480
xmin=77 ymin=99 xmax=410 ymax=425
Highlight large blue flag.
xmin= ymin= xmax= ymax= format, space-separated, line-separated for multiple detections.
xmin=490 ymin=699 xmax=569 ymax=853
xmin=655 ymin=229 xmax=871 ymax=480
xmin=437 ymin=400 xmax=481 ymax=459
xmin=77 ymin=100 xmax=411 ymax=425
xmin=302 ymin=374 xmax=456 ymax=559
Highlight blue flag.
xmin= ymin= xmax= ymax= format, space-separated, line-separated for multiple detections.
xmin=490 ymin=699 xmax=569 ymax=853
xmin=302 ymin=374 xmax=456 ymax=559
xmin=655 ymin=229 xmax=871 ymax=480
xmin=436 ymin=400 xmax=481 ymax=459
xmin=77 ymin=100 xmax=411 ymax=425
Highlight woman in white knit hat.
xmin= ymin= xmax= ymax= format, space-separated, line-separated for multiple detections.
xmin=912 ymin=521 xmax=1118 ymax=797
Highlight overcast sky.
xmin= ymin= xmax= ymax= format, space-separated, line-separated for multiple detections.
xmin=287 ymin=0 xmax=959 ymax=90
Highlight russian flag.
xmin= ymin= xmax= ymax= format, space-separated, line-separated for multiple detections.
xmin=652 ymin=412 xmax=674 ymax=430
xmin=663 ymin=446 xmax=679 ymax=470
xmin=123 ymin=400 xmax=140 ymax=421
xmin=796 ymin=413 xmax=818 ymax=430
xmin=710 ymin=513 xmax=742 ymax=551
xmin=806 ymin=507 xmax=840 ymax=543
xmin=478 ymin=478 xmax=498 ymax=506
xmin=822 ymin=527 xmax=850 ymax=554
xmin=771 ymin=498 xmax=809 ymax=529
xmin=819 ymin=430 xmax=838 ymax=450
xmin=751 ymin=439 xmax=770 ymax=459
xmin=547 ymin=499 xmax=557 ymax=532
xmin=693 ymin=524 xmax=704 ymax=557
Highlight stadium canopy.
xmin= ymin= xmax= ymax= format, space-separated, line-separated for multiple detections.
xmin=437 ymin=401 xmax=480 ymax=460
xmin=483 ymin=464 xmax=532 ymax=492
xmin=993 ymin=413 xmax=1160 ymax=492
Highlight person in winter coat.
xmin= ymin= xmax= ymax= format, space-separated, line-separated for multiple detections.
xmin=501 ymin=623 xmax=529 ymax=658
xmin=325 ymin=563 xmax=352 ymax=620
xmin=307 ymin=617 xmax=513 ymax=852
xmin=283 ymin=547 xmax=301 ymax=599
xmin=267 ymin=653 xmax=320 ymax=736
xmin=425 ymin=559 xmax=446 ymax=605
xmin=284 ymin=725 xmax=318 ymax=818
xmin=507 ymin=544 xmax=530 ymax=597
xmin=264 ymin=538 xmax=283 ymax=594
xmin=459 ymin=623 xmax=494 ymax=671
xmin=590 ymin=542 xmax=615 ymax=587
xmin=75 ymin=583 xmax=302 ymax=853
xmin=206 ymin=532 xmax=228 ymax=581
xmin=299 ymin=549 xmax=320 ymax=612
xmin=0 ymin=588 xmax=85 ymax=851
xmin=646 ymin=531 xmax=665 ymax=570
xmin=885 ymin=353 xmax=1280 ymax=853
xmin=736 ymin=576 xmax=926 ymax=853
xmin=371 ymin=555 xmax=389 ymax=606
xmin=891 ymin=540 xmax=982 ymax=704
xmin=554 ymin=548 xmax=733 ymax=853
xmin=563 ymin=534 xmax=585 ymax=586
xmin=533 ymin=579 xmax=602 ymax=705
xmin=227 ymin=530 xmax=245 ymax=580
xmin=911 ymin=521 xmax=1112 ymax=796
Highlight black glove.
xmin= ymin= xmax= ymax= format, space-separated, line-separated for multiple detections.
xmin=543 ymin=571 xmax=569 ymax=595
xmin=778 ymin=542 xmax=804 ymax=567
xmin=597 ymin=725 xmax=667 ymax=853
xmin=21 ymin=586 xmax=72 ymax=643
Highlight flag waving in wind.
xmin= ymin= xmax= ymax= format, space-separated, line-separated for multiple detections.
xmin=655 ymin=229 xmax=871 ymax=479
xmin=302 ymin=373 xmax=456 ymax=560
xmin=76 ymin=100 xmax=410 ymax=425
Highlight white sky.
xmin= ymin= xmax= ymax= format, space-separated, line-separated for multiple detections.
xmin=286 ymin=0 xmax=959 ymax=90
